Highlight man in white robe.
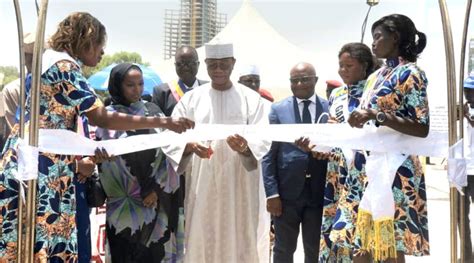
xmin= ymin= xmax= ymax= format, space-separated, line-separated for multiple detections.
xmin=238 ymin=64 xmax=272 ymax=263
xmin=165 ymin=42 xmax=270 ymax=263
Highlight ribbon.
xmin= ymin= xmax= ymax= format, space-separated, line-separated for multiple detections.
xmin=36 ymin=123 xmax=449 ymax=157
xmin=15 ymin=138 xmax=39 ymax=203
xmin=448 ymin=139 xmax=468 ymax=193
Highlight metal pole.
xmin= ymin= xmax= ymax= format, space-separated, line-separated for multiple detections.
xmin=439 ymin=0 xmax=459 ymax=262
xmin=24 ymin=0 xmax=48 ymax=262
xmin=459 ymin=2 xmax=472 ymax=262
xmin=12 ymin=0 xmax=26 ymax=261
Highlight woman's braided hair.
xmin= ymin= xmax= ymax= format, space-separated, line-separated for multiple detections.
xmin=49 ymin=12 xmax=106 ymax=59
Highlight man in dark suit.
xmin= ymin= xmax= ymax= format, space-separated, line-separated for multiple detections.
xmin=150 ymin=45 xmax=207 ymax=258
xmin=152 ymin=45 xmax=208 ymax=116
xmin=262 ymin=62 xmax=329 ymax=263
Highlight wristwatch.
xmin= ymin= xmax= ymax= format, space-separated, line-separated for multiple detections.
xmin=375 ymin=111 xmax=387 ymax=125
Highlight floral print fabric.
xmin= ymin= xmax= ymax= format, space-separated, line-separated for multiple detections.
xmin=319 ymin=82 xmax=366 ymax=263
xmin=354 ymin=62 xmax=430 ymax=257
xmin=0 ymin=60 xmax=101 ymax=262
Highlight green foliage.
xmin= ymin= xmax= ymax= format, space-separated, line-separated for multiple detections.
xmin=0 ymin=66 xmax=19 ymax=87
xmin=82 ymin=51 xmax=149 ymax=78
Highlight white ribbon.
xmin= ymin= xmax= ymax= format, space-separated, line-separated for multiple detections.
xmin=37 ymin=124 xmax=449 ymax=158
xmin=15 ymin=138 xmax=39 ymax=203
xmin=448 ymin=139 xmax=468 ymax=194
xmin=359 ymin=152 xmax=407 ymax=220
xmin=17 ymin=138 xmax=39 ymax=180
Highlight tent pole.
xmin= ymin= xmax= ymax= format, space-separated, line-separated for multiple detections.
xmin=12 ymin=0 xmax=26 ymax=261
xmin=458 ymin=1 xmax=472 ymax=262
xmin=439 ymin=0 xmax=459 ymax=262
xmin=24 ymin=0 xmax=48 ymax=262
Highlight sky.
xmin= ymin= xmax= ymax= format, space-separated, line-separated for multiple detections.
xmin=1 ymin=0 xmax=473 ymax=103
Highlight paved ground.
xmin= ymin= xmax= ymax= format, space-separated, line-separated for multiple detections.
xmin=290 ymin=162 xmax=467 ymax=262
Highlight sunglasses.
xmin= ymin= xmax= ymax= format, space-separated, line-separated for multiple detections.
xmin=289 ymin=75 xmax=318 ymax=85
xmin=175 ymin=61 xmax=199 ymax=68
xmin=206 ymin=60 xmax=233 ymax=70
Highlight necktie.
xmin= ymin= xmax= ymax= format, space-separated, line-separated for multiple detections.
xmin=302 ymin=100 xmax=312 ymax=124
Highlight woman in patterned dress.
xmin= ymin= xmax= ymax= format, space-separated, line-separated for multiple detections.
xmin=317 ymin=43 xmax=377 ymax=263
xmin=96 ymin=63 xmax=184 ymax=262
xmin=0 ymin=12 xmax=193 ymax=262
xmin=348 ymin=14 xmax=429 ymax=263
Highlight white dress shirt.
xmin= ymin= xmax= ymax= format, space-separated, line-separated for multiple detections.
xmin=296 ymin=94 xmax=317 ymax=123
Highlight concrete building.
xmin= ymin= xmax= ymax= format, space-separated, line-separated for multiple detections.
xmin=163 ymin=0 xmax=227 ymax=59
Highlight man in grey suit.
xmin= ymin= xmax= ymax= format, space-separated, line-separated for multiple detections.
xmin=152 ymin=45 xmax=208 ymax=116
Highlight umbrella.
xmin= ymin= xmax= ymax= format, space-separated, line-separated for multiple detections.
xmin=88 ymin=63 xmax=162 ymax=95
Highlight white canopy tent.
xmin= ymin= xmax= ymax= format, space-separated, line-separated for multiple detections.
xmin=152 ymin=0 xmax=331 ymax=100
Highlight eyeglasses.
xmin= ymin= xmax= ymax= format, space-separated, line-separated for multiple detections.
xmin=175 ymin=61 xmax=199 ymax=68
xmin=289 ymin=75 xmax=318 ymax=85
xmin=206 ymin=60 xmax=233 ymax=71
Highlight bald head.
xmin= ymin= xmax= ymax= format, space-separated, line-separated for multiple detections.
xmin=290 ymin=62 xmax=318 ymax=99
xmin=175 ymin=46 xmax=198 ymax=60
xmin=174 ymin=46 xmax=200 ymax=86
xmin=290 ymin=62 xmax=316 ymax=76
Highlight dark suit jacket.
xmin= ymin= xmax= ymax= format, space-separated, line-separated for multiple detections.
xmin=151 ymin=79 xmax=208 ymax=116
xmin=262 ymin=95 xmax=329 ymax=204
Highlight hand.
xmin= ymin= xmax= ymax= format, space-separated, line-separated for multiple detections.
xmin=226 ymin=134 xmax=250 ymax=155
xmin=143 ymin=191 xmax=158 ymax=208
xmin=184 ymin=142 xmax=213 ymax=159
xmin=77 ymin=157 xmax=96 ymax=183
xmin=348 ymin=109 xmax=373 ymax=128
xmin=162 ymin=117 xmax=195 ymax=134
xmin=328 ymin=116 xmax=339 ymax=124
xmin=91 ymin=147 xmax=114 ymax=164
xmin=295 ymin=137 xmax=314 ymax=153
xmin=311 ymin=151 xmax=333 ymax=160
xmin=266 ymin=197 xmax=282 ymax=217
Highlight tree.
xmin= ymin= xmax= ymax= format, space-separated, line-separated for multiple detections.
xmin=82 ymin=51 xmax=150 ymax=78
xmin=0 ymin=66 xmax=19 ymax=87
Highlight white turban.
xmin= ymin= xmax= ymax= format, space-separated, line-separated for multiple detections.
xmin=205 ymin=42 xmax=233 ymax=59
xmin=239 ymin=64 xmax=260 ymax=77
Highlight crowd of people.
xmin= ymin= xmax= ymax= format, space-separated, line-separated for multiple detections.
xmin=0 ymin=9 xmax=462 ymax=263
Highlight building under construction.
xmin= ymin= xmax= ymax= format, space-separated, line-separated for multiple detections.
xmin=164 ymin=0 xmax=227 ymax=59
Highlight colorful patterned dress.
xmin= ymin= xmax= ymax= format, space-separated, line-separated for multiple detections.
xmin=354 ymin=59 xmax=430 ymax=258
xmin=319 ymin=81 xmax=367 ymax=263
xmin=0 ymin=59 xmax=102 ymax=262
xmin=95 ymin=101 xmax=184 ymax=263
